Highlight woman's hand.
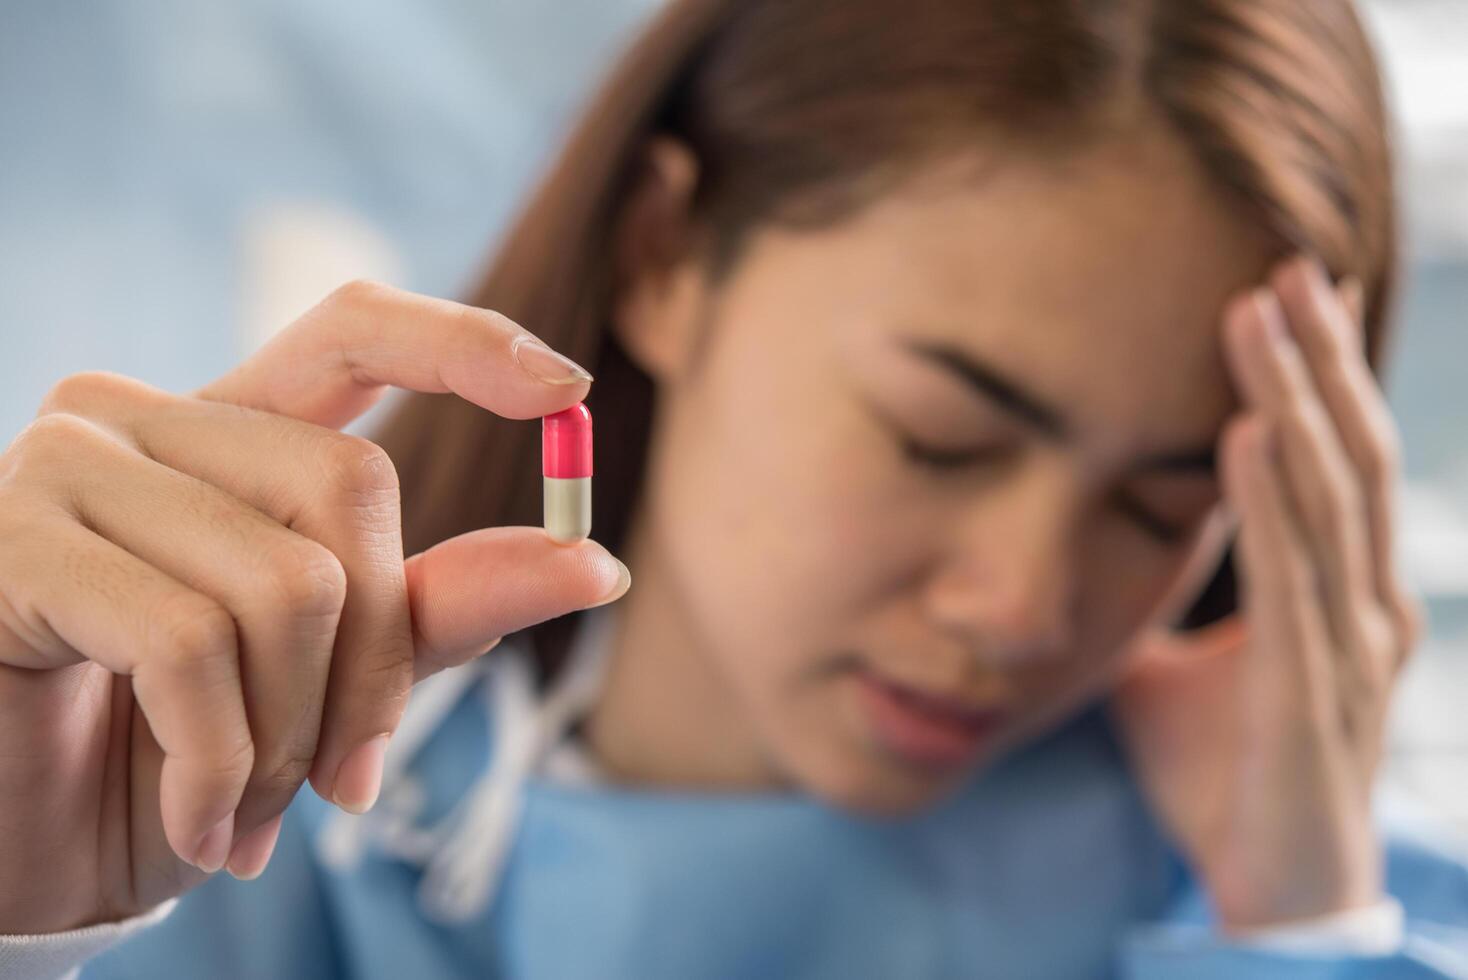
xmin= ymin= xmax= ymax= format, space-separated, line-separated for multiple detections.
xmin=1111 ymin=256 xmax=1424 ymax=932
xmin=0 ymin=281 xmax=629 ymax=934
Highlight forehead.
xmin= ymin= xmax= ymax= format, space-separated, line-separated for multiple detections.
xmin=818 ymin=128 xmax=1278 ymax=455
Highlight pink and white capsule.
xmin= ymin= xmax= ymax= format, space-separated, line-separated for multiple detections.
xmin=542 ymin=403 xmax=593 ymax=544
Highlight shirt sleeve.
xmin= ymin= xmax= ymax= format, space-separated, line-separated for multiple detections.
xmin=1224 ymin=898 xmax=1405 ymax=956
xmin=0 ymin=900 xmax=178 ymax=980
xmin=1119 ymin=820 xmax=1468 ymax=979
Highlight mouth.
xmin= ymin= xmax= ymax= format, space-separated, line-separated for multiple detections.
xmin=851 ymin=666 xmax=1011 ymax=771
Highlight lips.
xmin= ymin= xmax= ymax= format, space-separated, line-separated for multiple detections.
xmin=854 ymin=669 xmax=1009 ymax=770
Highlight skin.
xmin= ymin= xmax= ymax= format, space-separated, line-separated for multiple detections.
xmin=0 ymin=285 xmax=628 ymax=932
xmin=586 ymin=121 xmax=1422 ymax=929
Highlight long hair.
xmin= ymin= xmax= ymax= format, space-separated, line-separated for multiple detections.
xmin=371 ymin=0 xmax=1400 ymax=677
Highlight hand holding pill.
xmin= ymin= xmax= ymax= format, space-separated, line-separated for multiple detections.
xmin=0 ymin=281 xmax=629 ymax=933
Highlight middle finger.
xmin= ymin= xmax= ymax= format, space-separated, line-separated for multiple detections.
xmin=40 ymin=371 xmax=412 ymax=815
xmin=1270 ymin=257 xmax=1407 ymax=616
xmin=1222 ymin=286 xmax=1382 ymax=688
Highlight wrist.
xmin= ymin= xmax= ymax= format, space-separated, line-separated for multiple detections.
xmin=1197 ymin=845 xmax=1379 ymax=933
xmin=1209 ymin=862 xmax=1384 ymax=935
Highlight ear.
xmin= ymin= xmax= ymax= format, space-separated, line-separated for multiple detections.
xmin=610 ymin=135 xmax=709 ymax=382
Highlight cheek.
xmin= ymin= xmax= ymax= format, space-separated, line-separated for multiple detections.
xmin=1030 ymin=522 xmax=1216 ymax=704
xmin=649 ymin=364 xmax=913 ymax=652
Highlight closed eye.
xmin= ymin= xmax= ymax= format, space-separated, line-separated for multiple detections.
xmin=899 ymin=437 xmax=1010 ymax=471
xmin=1112 ymin=491 xmax=1190 ymax=544
xmin=904 ymin=434 xmax=1197 ymax=545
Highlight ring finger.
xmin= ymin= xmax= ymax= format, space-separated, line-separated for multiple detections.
xmin=1223 ymin=286 xmax=1384 ymax=702
xmin=18 ymin=412 xmax=343 ymax=843
xmin=39 ymin=370 xmax=407 ymax=814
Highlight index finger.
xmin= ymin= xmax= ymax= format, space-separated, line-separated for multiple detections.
xmin=196 ymin=282 xmax=593 ymax=817
xmin=1270 ymin=258 xmax=1402 ymax=601
xmin=193 ymin=280 xmax=593 ymax=431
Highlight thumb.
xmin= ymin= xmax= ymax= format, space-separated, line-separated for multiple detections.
xmin=403 ymin=527 xmax=630 ymax=681
xmin=1111 ymin=617 xmax=1250 ymax=754
xmin=1124 ymin=616 xmax=1249 ymax=676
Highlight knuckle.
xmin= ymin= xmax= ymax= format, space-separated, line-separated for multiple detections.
xmin=350 ymin=648 xmax=415 ymax=708
xmin=151 ymin=593 xmax=239 ymax=677
xmin=0 ymin=487 xmax=28 ymax=539
xmin=466 ymin=305 xmax=519 ymax=341
xmin=36 ymin=370 xmax=131 ymax=417
xmin=3 ymin=413 xmax=102 ymax=481
xmin=202 ymin=735 xmax=257 ymax=789
xmin=13 ymin=411 xmax=94 ymax=452
xmin=322 ymin=278 xmax=394 ymax=315
xmin=357 ymin=645 xmax=415 ymax=692
xmin=252 ymin=749 xmax=318 ymax=798
xmin=320 ymin=435 xmax=400 ymax=501
xmin=482 ymin=308 xmax=519 ymax=334
xmin=259 ymin=539 xmax=348 ymax=621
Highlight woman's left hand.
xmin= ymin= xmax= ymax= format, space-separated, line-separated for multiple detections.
xmin=1111 ymin=255 xmax=1425 ymax=932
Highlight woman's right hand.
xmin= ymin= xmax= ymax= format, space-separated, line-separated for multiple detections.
xmin=0 ymin=281 xmax=629 ymax=935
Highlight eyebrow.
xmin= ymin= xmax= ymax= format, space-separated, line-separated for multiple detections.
xmin=902 ymin=339 xmax=1218 ymax=477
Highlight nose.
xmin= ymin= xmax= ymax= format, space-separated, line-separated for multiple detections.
xmin=921 ymin=477 xmax=1079 ymax=668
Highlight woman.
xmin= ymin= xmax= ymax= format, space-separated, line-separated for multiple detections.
xmin=1 ymin=0 xmax=1465 ymax=976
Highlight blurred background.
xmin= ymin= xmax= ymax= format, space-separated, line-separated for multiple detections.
xmin=1 ymin=1 xmax=1463 ymax=826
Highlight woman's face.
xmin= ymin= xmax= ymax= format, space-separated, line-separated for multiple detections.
xmin=613 ymin=125 xmax=1277 ymax=813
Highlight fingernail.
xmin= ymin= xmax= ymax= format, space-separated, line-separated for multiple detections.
xmin=193 ymin=811 xmax=235 ymax=874
xmin=332 ymin=734 xmax=390 ymax=815
xmin=226 ymin=813 xmax=284 ymax=881
xmin=512 ymin=334 xmax=593 ymax=386
xmin=587 ymin=557 xmax=632 ymax=609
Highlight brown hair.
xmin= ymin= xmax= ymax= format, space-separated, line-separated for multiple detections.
xmin=372 ymin=0 xmax=1399 ymax=672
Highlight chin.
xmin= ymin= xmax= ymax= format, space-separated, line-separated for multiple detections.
xmin=785 ymin=740 xmax=980 ymax=818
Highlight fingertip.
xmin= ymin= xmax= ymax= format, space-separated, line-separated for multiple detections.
xmin=510 ymin=334 xmax=595 ymax=388
xmin=307 ymin=770 xmax=336 ymax=809
xmin=436 ymin=327 xmax=593 ymax=421
xmin=192 ymin=811 xmax=235 ymax=875
xmin=331 ymin=733 xmax=391 ymax=815
xmin=406 ymin=527 xmax=625 ymax=674
xmin=226 ymin=813 xmax=285 ymax=881
xmin=548 ymin=537 xmax=631 ymax=608
xmin=585 ymin=553 xmax=632 ymax=609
